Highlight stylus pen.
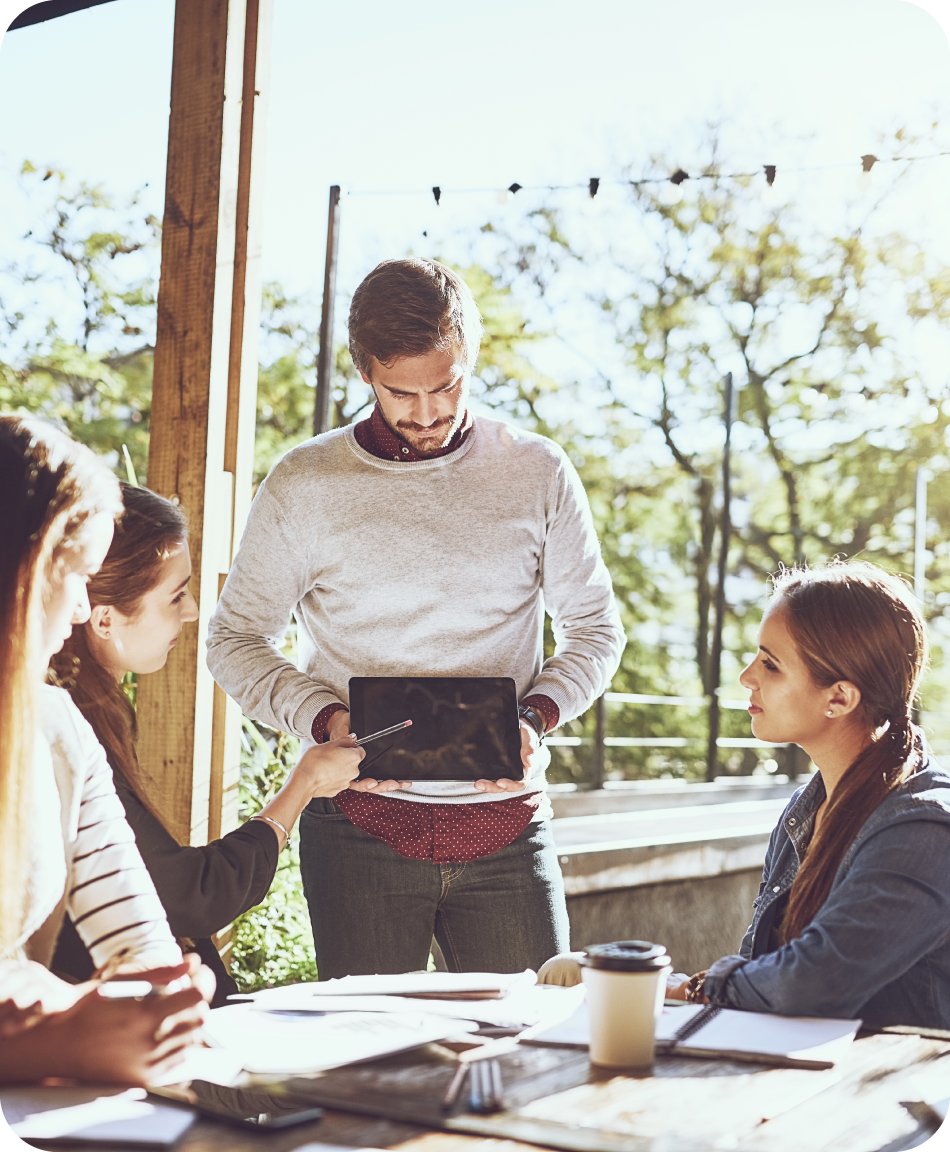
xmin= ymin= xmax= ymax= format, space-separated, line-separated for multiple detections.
xmin=355 ymin=719 xmax=412 ymax=746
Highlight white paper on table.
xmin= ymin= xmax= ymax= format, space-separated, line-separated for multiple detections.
xmin=10 ymin=1090 xmax=154 ymax=1139
xmin=235 ymin=970 xmax=536 ymax=1001
xmin=245 ymin=982 xmax=585 ymax=1032
xmin=202 ymin=1006 xmax=480 ymax=1075
xmin=8 ymin=1087 xmax=194 ymax=1142
xmin=679 ymin=1008 xmax=860 ymax=1065
xmin=147 ymin=1045 xmax=246 ymax=1088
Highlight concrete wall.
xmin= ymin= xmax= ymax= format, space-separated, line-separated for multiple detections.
xmin=566 ymin=868 xmax=761 ymax=976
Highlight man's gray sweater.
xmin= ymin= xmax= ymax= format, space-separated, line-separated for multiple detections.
xmin=207 ymin=415 xmax=625 ymax=804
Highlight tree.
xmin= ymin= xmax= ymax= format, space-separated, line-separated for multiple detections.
xmin=0 ymin=162 xmax=159 ymax=480
xmin=473 ymin=140 xmax=950 ymax=719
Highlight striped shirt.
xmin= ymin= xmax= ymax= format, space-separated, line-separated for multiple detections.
xmin=35 ymin=686 xmax=180 ymax=971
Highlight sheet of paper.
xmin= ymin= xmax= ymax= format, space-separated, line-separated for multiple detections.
xmin=147 ymin=1045 xmax=246 ymax=1088
xmin=530 ymin=1002 xmax=711 ymax=1048
xmin=236 ymin=969 xmax=536 ymax=1001
xmin=245 ymin=982 xmax=585 ymax=1032
xmin=203 ymin=1005 xmax=480 ymax=1075
xmin=7 ymin=1090 xmax=195 ymax=1145
xmin=683 ymin=1009 xmax=861 ymax=1063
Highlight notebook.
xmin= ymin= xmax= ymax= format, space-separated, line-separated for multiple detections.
xmin=527 ymin=1001 xmax=861 ymax=1069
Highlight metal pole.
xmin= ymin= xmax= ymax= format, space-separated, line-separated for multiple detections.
xmin=591 ymin=694 xmax=607 ymax=791
xmin=314 ymin=185 xmax=341 ymax=436
xmin=706 ymin=372 xmax=734 ymax=783
xmin=915 ymin=467 xmax=928 ymax=604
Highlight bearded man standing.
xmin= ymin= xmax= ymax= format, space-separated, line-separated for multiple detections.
xmin=207 ymin=258 xmax=625 ymax=978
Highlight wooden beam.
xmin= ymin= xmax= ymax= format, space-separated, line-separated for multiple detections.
xmin=314 ymin=185 xmax=342 ymax=435
xmin=211 ymin=0 xmax=272 ymax=842
xmin=139 ymin=0 xmax=270 ymax=846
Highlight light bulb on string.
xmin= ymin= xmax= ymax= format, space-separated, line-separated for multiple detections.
xmin=860 ymin=153 xmax=879 ymax=192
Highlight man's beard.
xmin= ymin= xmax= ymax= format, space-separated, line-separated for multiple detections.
xmin=382 ymin=410 xmax=462 ymax=457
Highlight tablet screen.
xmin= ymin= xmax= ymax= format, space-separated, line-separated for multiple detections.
xmin=348 ymin=677 xmax=521 ymax=781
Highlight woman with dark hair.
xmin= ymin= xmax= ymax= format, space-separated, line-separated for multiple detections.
xmin=52 ymin=482 xmax=364 ymax=1004
xmin=0 ymin=413 xmax=206 ymax=1084
xmin=541 ymin=561 xmax=950 ymax=1030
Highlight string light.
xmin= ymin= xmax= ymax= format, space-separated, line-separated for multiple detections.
xmin=764 ymin=164 xmax=776 ymax=186
xmin=589 ymin=177 xmax=600 ymax=198
xmin=432 ymin=186 xmax=441 ymax=205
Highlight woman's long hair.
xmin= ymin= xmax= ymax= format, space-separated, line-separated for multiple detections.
xmin=0 ymin=414 xmax=121 ymax=955
xmin=775 ymin=562 xmax=927 ymax=941
xmin=52 ymin=483 xmax=188 ymax=818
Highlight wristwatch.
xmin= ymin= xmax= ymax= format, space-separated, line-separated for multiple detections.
xmin=518 ymin=704 xmax=547 ymax=742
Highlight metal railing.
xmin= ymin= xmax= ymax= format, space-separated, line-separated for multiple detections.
xmin=546 ymin=691 xmax=789 ymax=789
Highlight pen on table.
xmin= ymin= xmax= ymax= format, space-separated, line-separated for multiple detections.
xmin=355 ymin=719 xmax=412 ymax=746
xmin=442 ymin=1061 xmax=468 ymax=1111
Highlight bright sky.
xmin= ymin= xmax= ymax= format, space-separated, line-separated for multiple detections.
xmin=1 ymin=0 xmax=949 ymax=317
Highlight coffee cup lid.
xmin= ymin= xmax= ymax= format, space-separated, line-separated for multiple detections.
xmin=581 ymin=940 xmax=672 ymax=971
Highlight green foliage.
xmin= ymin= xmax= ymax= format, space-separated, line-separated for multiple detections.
xmin=0 ymin=163 xmax=158 ymax=480
xmin=472 ymin=140 xmax=950 ymax=738
xmin=229 ymin=718 xmax=317 ymax=991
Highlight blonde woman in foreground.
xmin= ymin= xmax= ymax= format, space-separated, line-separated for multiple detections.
xmin=540 ymin=563 xmax=950 ymax=1030
xmin=0 ymin=414 xmax=206 ymax=1083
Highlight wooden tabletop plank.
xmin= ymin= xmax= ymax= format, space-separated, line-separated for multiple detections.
xmin=10 ymin=1033 xmax=947 ymax=1152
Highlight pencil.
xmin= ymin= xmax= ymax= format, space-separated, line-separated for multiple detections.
xmin=441 ymin=1061 xmax=468 ymax=1111
xmin=355 ymin=719 xmax=412 ymax=746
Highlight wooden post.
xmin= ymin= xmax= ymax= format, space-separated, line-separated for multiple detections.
xmin=211 ymin=0 xmax=272 ymax=842
xmin=138 ymin=0 xmax=271 ymax=846
xmin=706 ymin=372 xmax=734 ymax=783
xmin=313 ymin=185 xmax=342 ymax=436
xmin=590 ymin=694 xmax=607 ymax=791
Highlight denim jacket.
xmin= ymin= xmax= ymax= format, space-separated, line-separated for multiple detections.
xmin=704 ymin=757 xmax=950 ymax=1028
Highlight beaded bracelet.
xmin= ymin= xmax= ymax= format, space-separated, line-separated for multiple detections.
xmin=685 ymin=971 xmax=708 ymax=1003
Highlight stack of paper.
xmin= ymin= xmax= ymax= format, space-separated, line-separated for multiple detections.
xmin=207 ymin=972 xmax=584 ymax=1077
xmin=202 ymin=1006 xmax=481 ymax=1075
xmin=236 ymin=970 xmax=536 ymax=1001
xmin=238 ymin=981 xmax=584 ymax=1032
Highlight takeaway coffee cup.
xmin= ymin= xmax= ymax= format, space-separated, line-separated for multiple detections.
xmin=581 ymin=940 xmax=672 ymax=1068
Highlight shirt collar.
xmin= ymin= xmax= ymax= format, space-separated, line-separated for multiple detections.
xmin=353 ymin=403 xmax=474 ymax=462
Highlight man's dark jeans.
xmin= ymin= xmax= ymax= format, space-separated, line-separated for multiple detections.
xmin=299 ymin=797 xmax=571 ymax=979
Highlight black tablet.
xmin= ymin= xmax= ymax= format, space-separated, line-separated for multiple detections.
xmin=348 ymin=676 xmax=521 ymax=782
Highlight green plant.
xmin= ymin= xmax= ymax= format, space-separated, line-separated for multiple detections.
xmin=229 ymin=718 xmax=317 ymax=991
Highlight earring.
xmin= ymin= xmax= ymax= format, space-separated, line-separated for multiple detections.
xmin=103 ymin=631 xmax=111 ymax=638
xmin=826 ymin=709 xmax=833 ymax=717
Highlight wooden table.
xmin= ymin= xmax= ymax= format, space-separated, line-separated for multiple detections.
xmin=4 ymin=1031 xmax=949 ymax=1152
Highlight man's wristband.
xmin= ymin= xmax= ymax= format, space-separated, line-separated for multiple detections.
xmin=518 ymin=705 xmax=547 ymax=742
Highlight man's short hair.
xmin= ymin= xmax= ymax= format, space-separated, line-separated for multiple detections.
xmin=348 ymin=258 xmax=483 ymax=375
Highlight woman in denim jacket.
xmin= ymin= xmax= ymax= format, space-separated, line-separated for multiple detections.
xmin=675 ymin=561 xmax=950 ymax=1028
xmin=541 ymin=561 xmax=950 ymax=1030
